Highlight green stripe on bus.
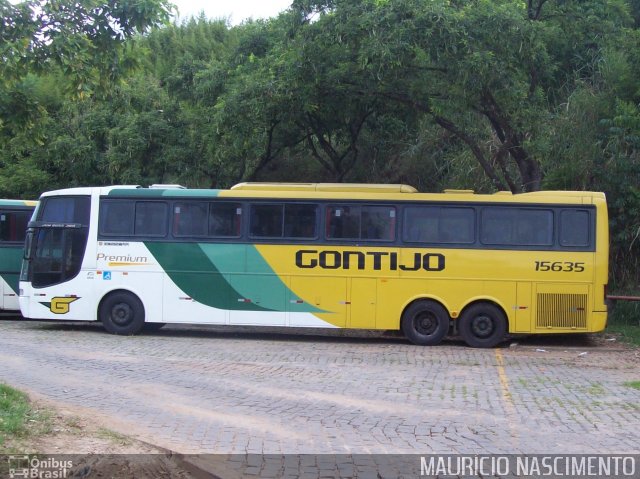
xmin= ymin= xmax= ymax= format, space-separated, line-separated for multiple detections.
xmin=199 ymin=244 xmax=324 ymax=314
xmin=145 ymin=242 xmax=322 ymax=313
xmin=145 ymin=242 xmax=271 ymax=311
xmin=0 ymin=246 xmax=23 ymax=294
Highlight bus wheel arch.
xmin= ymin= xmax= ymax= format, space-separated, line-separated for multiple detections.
xmin=458 ymin=300 xmax=508 ymax=348
xmin=98 ymin=289 xmax=145 ymax=335
xmin=401 ymin=298 xmax=450 ymax=346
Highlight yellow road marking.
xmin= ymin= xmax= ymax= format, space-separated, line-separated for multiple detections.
xmin=495 ymin=348 xmax=520 ymax=447
xmin=495 ymin=349 xmax=512 ymax=402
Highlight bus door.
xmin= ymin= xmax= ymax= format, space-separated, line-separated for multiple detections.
xmin=289 ymin=275 xmax=347 ymax=327
xmin=349 ymin=278 xmax=376 ymax=329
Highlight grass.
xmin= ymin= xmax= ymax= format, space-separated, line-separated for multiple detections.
xmin=0 ymin=384 xmax=30 ymax=445
xmin=96 ymin=427 xmax=132 ymax=446
xmin=623 ymin=381 xmax=640 ymax=390
xmin=607 ymin=301 xmax=640 ymax=347
xmin=586 ymin=383 xmax=605 ymax=396
xmin=0 ymin=383 xmax=52 ymax=452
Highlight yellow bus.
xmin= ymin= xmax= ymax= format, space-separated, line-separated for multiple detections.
xmin=19 ymin=183 xmax=608 ymax=347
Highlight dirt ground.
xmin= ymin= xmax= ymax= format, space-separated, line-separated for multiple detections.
xmin=1 ymin=396 xmax=206 ymax=478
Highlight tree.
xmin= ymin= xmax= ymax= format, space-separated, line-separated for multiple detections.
xmin=280 ymin=0 xmax=631 ymax=192
xmin=0 ymin=0 xmax=174 ymax=198
xmin=1 ymin=0 xmax=174 ymax=94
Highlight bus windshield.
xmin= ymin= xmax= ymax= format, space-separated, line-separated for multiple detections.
xmin=21 ymin=196 xmax=91 ymax=288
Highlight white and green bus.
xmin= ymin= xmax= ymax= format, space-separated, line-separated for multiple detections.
xmin=0 ymin=199 xmax=36 ymax=312
xmin=19 ymin=184 xmax=608 ymax=347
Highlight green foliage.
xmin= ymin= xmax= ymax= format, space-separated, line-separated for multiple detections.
xmin=0 ymin=0 xmax=174 ymax=95
xmin=0 ymin=383 xmax=30 ymax=444
xmin=608 ymin=302 xmax=640 ymax=346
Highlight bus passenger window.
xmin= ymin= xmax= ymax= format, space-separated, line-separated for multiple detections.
xmin=327 ymin=205 xmax=395 ymax=241
xmin=404 ymin=207 xmax=438 ymax=242
xmin=250 ymin=205 xmax=283 ymax=238
xmin=0 ymin=211 xmax=31 ymax=242
xmin=442 ymin=208 xmax=474 ymax=243
xmin=174 ymin=202 xmax=207 ymax=237
xmin=134 ymin=202 xmax=168 ymax=237
xmin=327 ymin=206 xmax=360 ymax=239
xmin=284 ymin=204 xmax=316 ymax=238
xmin=209 ymin=203 xmax=241 ymax=237
xmin=481 ymin=208 xmax=552 ymax=246
xmin=100 ymin=201 xmax=134 ymax=236
xmin=560 ymin=210 xmax=590 ymax=247
xmin=403 ymin=206 xmax=474 ymax=244
xmin=361 ymin=206 xmax=395 ymax=240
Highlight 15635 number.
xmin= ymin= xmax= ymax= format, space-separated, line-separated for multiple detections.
xmin=535 ymin=261 xmax=585 ymax=272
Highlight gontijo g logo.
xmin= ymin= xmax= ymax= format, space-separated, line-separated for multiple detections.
xmin=39 ymin=297 xmax=79 ymax=314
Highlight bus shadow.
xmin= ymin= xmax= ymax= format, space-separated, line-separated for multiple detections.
xmin=156 ymin=324 xmax=410 ymax=345
xmin=501 ymin=333 xmax=609 ymax=350
xmin=12 ymin=319 xmax=611 ymax=349
xmin=21 ymin=320 xmax=408 ymax=345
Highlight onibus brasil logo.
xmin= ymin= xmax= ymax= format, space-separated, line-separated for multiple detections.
xmin=8 ymin=455 xmax=73 ymax=478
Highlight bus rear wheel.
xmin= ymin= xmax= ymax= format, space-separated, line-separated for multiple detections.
xmin=401 ymin=300 xmax=450 ymax=346
xmin=458 ymin=303 xmax=507 ymax=348
xmin=99 ymin=291 xmax=145 ymax=335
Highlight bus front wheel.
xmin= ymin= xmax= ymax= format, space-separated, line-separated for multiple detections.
xmin=401 ymin=300 xmax=450 ymax=346
xmin=458 ymin=303 xmax=507 ymax=348
xmin=99 ymin=291 xmax=145 ymax=335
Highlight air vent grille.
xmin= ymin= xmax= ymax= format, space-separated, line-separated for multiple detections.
xmin=536 ymin=293 xmax=588 ymax=329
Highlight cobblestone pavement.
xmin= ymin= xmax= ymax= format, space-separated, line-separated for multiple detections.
xmin=0 ymin=319 xmax=638 ymax=457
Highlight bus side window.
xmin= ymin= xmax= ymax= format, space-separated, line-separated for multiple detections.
xmin=403 ymin=206 xmax=474 ymax=244
xmin=440 ymin=207 xmax=475 ymax=243
xmin=0 ymin=211 xmax=30 ymax=242
xmin=100 ymin=201 xmax=134 ymax=236
xmin=250 ymin=205 xmax=283 ymax=238
xmin=481 ymin=208 xmax=512 ymax=244
xmin=134 ymin=202 xmax=168 ymax=237
xmin=481 ymin=207 xmax=552 ymax=246
xmin=209 ymin=203 xmax=242 ymax=237
xmin=404 ymin=207 xmax=438 ymax=242
xmin=284 ymin=204 xmax=317 ymax=238
xmin=174 ymin=202 xmax=207 ymax=237
xmin=516 ymin=210 xmax=553 ymax=245
xmin=361 ymin=206 xmax=395 ymax=241
xmin=559 ymin=209 xmax=590 ymax=247
xmin=327 ymin=205 xmax=359 ymax=239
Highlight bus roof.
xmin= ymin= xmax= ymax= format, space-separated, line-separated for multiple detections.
xmin=37 ymin=184 xmax=606 ymax=205
xmin=0 ymin=199 xmax=37 ymax=207
xmin=231 ymin=182 xmax=418 ymax=193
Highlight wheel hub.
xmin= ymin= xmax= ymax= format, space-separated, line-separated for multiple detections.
xmin=112 ymin=302 xmax=133 ymax=326
xmin=415 ymin=312 xmax=437 ymax=335
xmin=471 ymin=314 xmax=494 ymax=338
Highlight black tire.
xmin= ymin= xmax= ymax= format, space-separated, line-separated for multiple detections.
xmin=401 ymin=300 xmax=450 ymax=346
xmin=99 ymin=291 xmax=145 ymax=335
xmin=143 ymin=322 xmax=166 ymax=332
xmin=458 ymin=303 xmax=507 ymax=348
